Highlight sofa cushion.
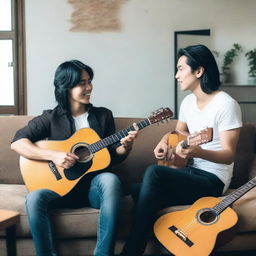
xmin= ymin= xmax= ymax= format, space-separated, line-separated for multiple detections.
xmin=3 ymin=182 xmax=256 ymax=240
xmin=113 ymin=117 xmax=177 ymax=189
xmin=0 ymin=183 xmax=134 ymax=238
xmin=232 ymin=186 xmax=256 ymax=232
xmin=0 ymin=184 xmax=30 ymax=237
xmin=0 ymin=184 xmax=28 ymax=214
xmin=0 ymin=116 xmax=33 ymax=184
xmin=230 ymin=123 xmax=256 ymax=188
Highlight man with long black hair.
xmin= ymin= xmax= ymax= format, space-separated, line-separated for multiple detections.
xmin=121 ymin=44 xmax=242 ymax=256
xmin=11 ymin=60 xmax=138 ymax=256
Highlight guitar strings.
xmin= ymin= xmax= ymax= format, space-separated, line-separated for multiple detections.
xmin=176 ymin=216 xmax=198 ymax=236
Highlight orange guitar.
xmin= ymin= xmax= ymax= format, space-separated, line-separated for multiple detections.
xmin=154 ymin=177 xmax=256 ymax=256
xmin=20 ymin=107 xmax=173 ymax=196
xmin=158 ymin=128 xmax=213 ymax=168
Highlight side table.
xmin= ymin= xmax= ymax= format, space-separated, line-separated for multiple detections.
xmin=0 ymin=209 xmax=20 ymax=256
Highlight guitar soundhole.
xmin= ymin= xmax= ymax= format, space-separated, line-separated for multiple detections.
xmin=71 ymin=143 xmax=93 ymax=163
xmin=197 ymin=208 xmax=219 ymax=225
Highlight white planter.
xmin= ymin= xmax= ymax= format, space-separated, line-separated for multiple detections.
xmin=220 ymin=72 xmax=231 ymax=83
xmin=248 ymin=76 xmax=256 ymax=85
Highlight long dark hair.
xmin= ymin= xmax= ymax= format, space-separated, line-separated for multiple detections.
xmin=54 ymin=60 xmax=94 ymax=111
xmin=177 ymin=44 xmax=220 ymax=93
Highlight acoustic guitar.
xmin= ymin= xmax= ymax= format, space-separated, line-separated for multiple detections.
xmin=154 ymin=177 xmax=256 ymax=256
xmin=158 ymin=128 xmax=213 ymax=168
xmin=20 ymin=107 xmax=173 ymax=196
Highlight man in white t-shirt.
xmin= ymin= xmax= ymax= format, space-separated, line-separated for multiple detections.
xmin=121 ymin=44 xmax=242 ymax=256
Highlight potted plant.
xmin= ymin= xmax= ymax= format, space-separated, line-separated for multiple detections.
xmin=245 ymin=49 xmax=256 ymax=85
xmin=221 ymin=43 xmax=243 ymax=83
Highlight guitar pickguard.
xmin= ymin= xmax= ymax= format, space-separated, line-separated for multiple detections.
xmin=64 ymin=160 xmax=93 ymax=180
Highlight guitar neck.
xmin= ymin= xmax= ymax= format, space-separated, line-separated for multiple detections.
xmin=212 ymin=177 xmax=256 ymax=214
xmin=88 ymin=119 xmax=151 ymax=153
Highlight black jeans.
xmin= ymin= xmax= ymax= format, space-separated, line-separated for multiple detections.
xmin=122 ymin=164 xmax=224 ymax=256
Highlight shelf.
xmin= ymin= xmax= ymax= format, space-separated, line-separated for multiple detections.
xmin=221 ymin=84 xmax=256 ymax=87
xmin=238 ymin=101 xmax=256 ymax=104
xmin=221 ymin=85 xmax=256 ymax=123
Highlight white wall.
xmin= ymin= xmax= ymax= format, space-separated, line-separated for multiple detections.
xmin=25 ymin=0 xmax=256 ymax=117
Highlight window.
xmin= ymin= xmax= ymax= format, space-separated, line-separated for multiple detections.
xmin=0 ymin=0 xmax=26 ymax=114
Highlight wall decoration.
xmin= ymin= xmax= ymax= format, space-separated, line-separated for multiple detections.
xmin=68 ymin=0 xmax=128 ymax=32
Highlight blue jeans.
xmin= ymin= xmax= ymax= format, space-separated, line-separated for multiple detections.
xmin=121 ymin=165 xmax=224 ymax=256
xmin=25 ymin=172 xmax=123 ymax=256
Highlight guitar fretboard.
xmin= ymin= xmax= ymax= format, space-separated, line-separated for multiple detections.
xmin=87 ymin=119 xmax=151 ymax=153
xmin=212 ymin=177 xmax=256 ymax=214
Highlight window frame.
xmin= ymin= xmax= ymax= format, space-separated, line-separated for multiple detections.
xmin=0 ymin=0 xmax=26 ymax=115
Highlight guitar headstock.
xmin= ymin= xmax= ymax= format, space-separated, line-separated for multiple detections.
xmin=188 ymin=127 xmax=213 ymax=146
xmin=148 ymin=108 xmax=173 ymax=124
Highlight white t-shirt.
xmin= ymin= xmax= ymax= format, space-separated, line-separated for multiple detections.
xmin=179 ymin=91 xmax=242 ymax=192
xmin=73 ymin=112 xmax=90 ymax=131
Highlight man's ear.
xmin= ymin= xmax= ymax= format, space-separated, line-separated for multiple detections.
xmin=196 ymin=66 xmax=204 ymax=78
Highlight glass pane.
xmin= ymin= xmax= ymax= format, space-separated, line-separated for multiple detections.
xmin=0 ymin=40 xmax=14 ymax=105
xmin=0 ymin=0 xmax=12 ymax=31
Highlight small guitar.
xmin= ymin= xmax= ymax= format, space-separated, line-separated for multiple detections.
xmin=20 ymin=107 xmax=173 ymax=196
xmin=154 ymin=177 xmax=256 ymax=256
xmin=158 ymin=128 xmax=213 ymax=168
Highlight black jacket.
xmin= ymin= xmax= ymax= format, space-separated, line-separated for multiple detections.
xmin=12 ymin=104 xmax=126 ymax=167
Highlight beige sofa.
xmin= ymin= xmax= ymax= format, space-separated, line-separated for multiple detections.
xmin=0 ymin=115 xmax=256 ymax=256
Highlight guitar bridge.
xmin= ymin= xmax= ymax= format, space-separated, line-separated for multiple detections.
xmin=48 ymin=161 xmax=62 ymax=180
xmin=169 ymin=225 xmax=194 ymax=247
